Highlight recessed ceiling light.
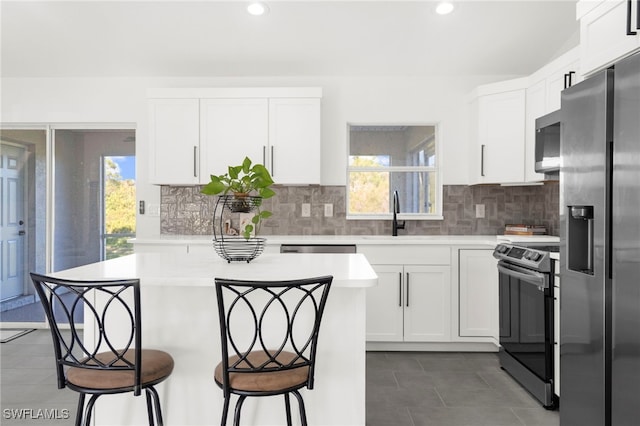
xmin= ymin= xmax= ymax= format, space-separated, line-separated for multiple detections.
xmin=247 ymin=2 xmax=269 ymax=16
xmin=435 ymin=1 xmax=455 ymax=15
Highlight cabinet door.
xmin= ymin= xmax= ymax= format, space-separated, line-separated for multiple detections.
xmin=268 ymin=98 xmax=321 ymax=184
xmin=149 ymin=98 xmax=200 ymax=184
xmin=366 ymin=265 xmax=404 ymax=342
xmin=525 ymin=79 xmax=547 ymax=182
xmin=581 ymin=0 xmax=640 ymax=75
xmin=403 ymin=265 xmax=451 ymax=342
xmin=545 ymin=59 xmax=580 ymax=112
xmin=476 ymin=90 xmax=526 ymax=184
xmin=458 ymin=249 xmax=498 ymax=339
xmin=200 ymin=98 xmax=269 ymax=181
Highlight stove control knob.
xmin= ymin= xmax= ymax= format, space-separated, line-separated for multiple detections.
xmin=526 ymin=251 xmax=541 ymax=261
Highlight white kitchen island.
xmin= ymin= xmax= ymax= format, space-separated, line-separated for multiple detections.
xmin=50 ymin=252 xmax=377 ymax=426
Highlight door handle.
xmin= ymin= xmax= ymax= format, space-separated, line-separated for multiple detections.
xmin=271 ymin=146 xmax=275 ymax=176
xmin=193 ymin=146 xmax=198 ymax=178
xmin=406 ymin=273 xmax=410 ymax=307
xmin=480 ymin=144 xmax=486 ymax=177
xmin=564 ymin=72 xmax=576 ymax=89
xmin=398 ymin=272 xmax=402 ymax=307
xmin=627 ymin=0 xmax=637 ymax=35
xmin=18 ymin=230 xmax=25 ymax=236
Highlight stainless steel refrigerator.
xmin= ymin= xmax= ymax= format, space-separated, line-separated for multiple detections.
xmin=560 ymin=51 xmax=640 ymax=426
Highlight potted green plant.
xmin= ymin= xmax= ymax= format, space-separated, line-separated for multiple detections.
xmin=201 ymin=156 xmax=275 ymax=240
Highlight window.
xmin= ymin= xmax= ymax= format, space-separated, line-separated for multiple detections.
xmin=347 ymin=125 xmax=442 ymax=219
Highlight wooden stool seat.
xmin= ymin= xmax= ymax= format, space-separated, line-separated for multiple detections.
xmin=215 ymin=276 xmax=333 ymax=426
xmin=30 ymin=273 xmax=174 ymax=426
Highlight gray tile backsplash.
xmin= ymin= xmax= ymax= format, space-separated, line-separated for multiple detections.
xmin=160 ymin=183 xmax=559 ymax=236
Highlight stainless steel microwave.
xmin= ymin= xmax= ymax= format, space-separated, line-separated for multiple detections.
xmin=535 ymin=109 xmax=561 ymax=174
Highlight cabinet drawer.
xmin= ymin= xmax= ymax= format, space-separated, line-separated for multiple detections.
xmin=358 ymin=245 xmax=450 ymax=265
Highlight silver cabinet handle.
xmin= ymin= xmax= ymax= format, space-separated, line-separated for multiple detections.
xmin=398 ymin=272 xmax=402 ymax=307
xmin=193 ymin=146 xmax=198 ymax=178
xmin=271 ymin=145 xmax=275 ymax=176
xmin=263 ymin=145 xmax=266 ymax=165
xmin=480 ymin=144 xmax=486 ymax=177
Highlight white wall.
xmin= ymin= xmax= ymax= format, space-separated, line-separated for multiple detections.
xmin=0 ymin=74 xmax=518 ymax=237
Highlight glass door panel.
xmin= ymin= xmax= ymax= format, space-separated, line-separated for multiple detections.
xmin=0 ymin=129 xmax=47 ymax=324
xmin=103 ymin=155 xmax=136 ymax=260
xmin=0 ymin=128 xmax=135 ymax=326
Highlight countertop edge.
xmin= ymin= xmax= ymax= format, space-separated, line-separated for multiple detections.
xmin=130 ymin=235 xmax=503 ymax=247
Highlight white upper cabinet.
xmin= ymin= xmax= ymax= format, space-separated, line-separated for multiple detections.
xmin=200 ymin=98 xmax=269 ymax=179
xmin=525 ymin=79 xmax=547 ymax=182
xmin=469 ymin=79 xmax=527 ymax=185
xmin=579 ymin=0 xmax=640 ymax=76
xmin=268 ymin=98 xmax=321 ymax=185
xmin=148 ymin=88 xmax=322 ymax=185
xmin=543 ymin=49 xmax=581 ymax=112
xmin=524 ymin=47 xmax=581 ymax=182
xmin=148 ymin=98 xmax=201 ymax=185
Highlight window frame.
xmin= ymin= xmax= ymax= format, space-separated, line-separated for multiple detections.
xmin=346 ymin=123 xmax=444 ymax=221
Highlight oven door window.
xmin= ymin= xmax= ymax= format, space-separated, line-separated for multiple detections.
xmin=499 ymin=272 xmax=553 ymax=381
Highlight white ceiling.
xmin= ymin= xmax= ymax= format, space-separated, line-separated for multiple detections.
xmin=0 ymin=0 xmax=579 ymax=78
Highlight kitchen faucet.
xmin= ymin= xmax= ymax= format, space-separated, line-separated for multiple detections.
xmin=392 ymin=190 xmax=405 ymax=236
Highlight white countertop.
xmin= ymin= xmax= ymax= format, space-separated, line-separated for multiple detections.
xmin=132 ymin=234 xmax=511 ymax=246
xmin=50 ymin=252 xmax=378 ymax=288
xmin=496 ymin=235 xmax=560 ymax=244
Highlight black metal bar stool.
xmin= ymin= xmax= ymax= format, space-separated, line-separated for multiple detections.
xmin=214 ymin=275 xmax=333 ymax=426
xmin=30 ymin=273 xmax=174 ymax=426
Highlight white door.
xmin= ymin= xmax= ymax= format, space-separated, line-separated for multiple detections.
xmin=477 ymin=89 xmax=526 ymax=183
xmin=458 ymin=249 xmax=499 ymax=338
xmin=268 ymin=98 xmax=321 ymax=184
xmin=200 ymin=98 xmax=268 ymax=177
xmin=1 ymin=143 xmax=27 ymax=301
xmin=365 ymin=264 xmax=404 ymax=342
xmin=403 ymin=265 xmax=451 ymax=342
xmin=148 ymin=98 xmax=200 ymax=184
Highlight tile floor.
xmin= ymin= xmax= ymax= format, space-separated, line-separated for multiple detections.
xmin=0 ymin=330 xmax=560 ymax=425
xmin=366 ymin=351 xmax=559 ymax=426
xmin=1 ymin=330 xmax=78 ymax=425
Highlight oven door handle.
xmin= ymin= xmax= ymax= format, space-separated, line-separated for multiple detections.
xmin=497 ymin=262 xmax=549 ymax=290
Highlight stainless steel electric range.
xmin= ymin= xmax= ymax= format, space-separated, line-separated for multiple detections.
xmin=493 ymin=242 xmax=559 ymax=410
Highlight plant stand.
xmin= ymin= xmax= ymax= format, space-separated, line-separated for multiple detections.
xmin=213 ymin=195 xmax=266 ymax=263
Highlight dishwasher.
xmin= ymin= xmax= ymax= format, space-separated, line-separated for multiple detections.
xmin=280 ymin=244 xmax=357 ymax=254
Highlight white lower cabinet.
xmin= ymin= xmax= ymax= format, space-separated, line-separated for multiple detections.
xmin=458 ymin=249 xmax=498 ymax=339
xmin=365 ymin=265 xmax=404 ymax=342
xmin=366 ymin=264 xmax=451 ymax=342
